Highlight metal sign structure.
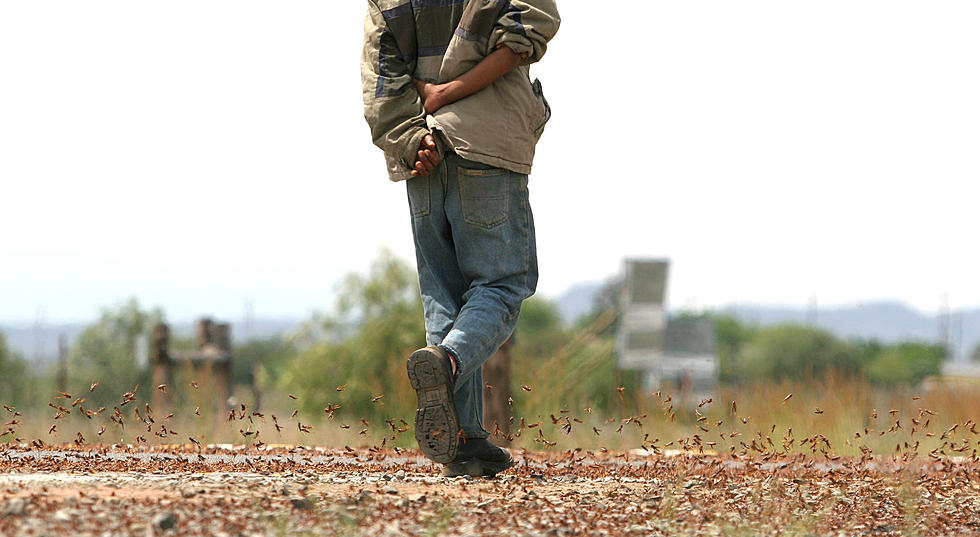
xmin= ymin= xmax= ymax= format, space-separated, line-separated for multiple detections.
xmin=616 ymin=259 xmax=669 ymax=370
xmin=616 ymin=258 xmax=718 ymax=392
xmin=659 ymin=316 xmax=718 ymax=391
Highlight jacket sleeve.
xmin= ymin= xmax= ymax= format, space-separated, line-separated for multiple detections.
xmin=488 ymin=0 xmax=561 ymax=65
xmin=362 ymin=1 xmax=428 ymax=181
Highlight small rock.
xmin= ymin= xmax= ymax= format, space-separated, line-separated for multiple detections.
xmin=357 ymin=490 xmax=373 ymax=504
xmin=384 ymin=488 xmax=399 ymax=495
xmin=290 ymin=497 xmax=311 ymax=510
xmin=152 ymin=510 xmax=176 ymax=530
xmin=180 ymin=488 xmax=196 ymax=498
xmin=53 ymin=509 xmax=72 ymax=522
xmin=2 ymin=498 xmax=26 ymax=517
xmin=394 ymin=470 xmax=406 ymax=480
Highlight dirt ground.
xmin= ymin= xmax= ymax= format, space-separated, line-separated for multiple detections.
xmin=2 ymin=445 xmax=980 ymax=537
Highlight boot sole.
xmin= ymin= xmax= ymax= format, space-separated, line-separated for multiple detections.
xmin=407 ymin=347 xmax=459 ymax=464
xmin=442 ymin=457 xmax=515 ymax=478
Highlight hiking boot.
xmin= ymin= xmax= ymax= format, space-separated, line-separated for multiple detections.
xmin=407 ymin=346 xmax=460 ymax=464
xmin=442 ymin=437 xmax=514 ymax=477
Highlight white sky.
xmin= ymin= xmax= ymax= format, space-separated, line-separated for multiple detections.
xmin=1 ymin=1 xmax=978 ymax=323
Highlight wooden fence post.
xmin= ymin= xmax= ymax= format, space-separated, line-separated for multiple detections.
xmin=196 ymin=318 xmax=214 ymax=348
xmin=213 ymin=323 xmax=232 ymax=412
xmin=151 ymin=323 xmax=171 ymax=415
xmin=483 ymin=337 xmax=513 ymax=446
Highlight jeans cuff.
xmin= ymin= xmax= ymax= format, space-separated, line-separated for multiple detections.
xmin=437 ymin=344 xmax=461 ymax=377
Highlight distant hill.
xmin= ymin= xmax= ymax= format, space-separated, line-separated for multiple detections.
xmin=728 ymin=302 xmax=978 ymax=361
xmin=554 ymin=281 xmax=605 ymax=324
xmin=6 ymin=290 xmax=978 ymax=369
xmin=553 ymin=284 xmax=978 ymax=362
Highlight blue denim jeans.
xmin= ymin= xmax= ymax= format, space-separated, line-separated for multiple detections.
xmin=406 ymin=151 xmax=538 ymax=439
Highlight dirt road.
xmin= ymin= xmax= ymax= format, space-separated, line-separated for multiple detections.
xmin=2 ymin=445 xmax=979 ymax=536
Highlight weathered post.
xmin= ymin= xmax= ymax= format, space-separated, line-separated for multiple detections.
xmin=196 ymin=318 xmax=215 ymax=348
xmin=213 ymin=323 xmax=232 ymax=412
xmin=483 ymin=338 xmax=513 ymax=446
xmin=151 ymin=323 xmax=171 ymax=415
xmin=56 ymin=334 xmax=68 ymax=393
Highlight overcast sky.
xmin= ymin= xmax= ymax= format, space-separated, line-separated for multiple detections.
xmin=1 ymin=1 xmax=978 ymax=323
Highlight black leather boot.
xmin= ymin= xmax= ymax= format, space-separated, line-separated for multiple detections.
xmin=442 ymin=437 xmax=514 ymax=477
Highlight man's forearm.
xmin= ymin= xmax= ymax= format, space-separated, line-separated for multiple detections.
xmin=430 ymin=46 xmax=523 ymax=111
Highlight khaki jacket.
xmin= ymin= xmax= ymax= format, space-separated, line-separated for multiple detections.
xmin=361 ymin=0 xmax=560 ymax=181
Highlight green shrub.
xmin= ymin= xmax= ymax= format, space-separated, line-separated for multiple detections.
xmin=735 ymin=324 xmax=861 ymax=380
xmin=863 ymin=342 xmax=945 ymax=385
xmin=282 ymin=252 xmax=425 ymax=423
xmin=0 ymin=332 xmax=30 ymax=407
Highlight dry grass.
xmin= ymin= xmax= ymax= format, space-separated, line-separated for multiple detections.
xmin=6 ymin=374 xmax=980 ymax=461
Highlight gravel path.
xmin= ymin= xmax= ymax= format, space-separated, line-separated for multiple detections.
xmin=2 ymin=445 xmax=980 ymax=536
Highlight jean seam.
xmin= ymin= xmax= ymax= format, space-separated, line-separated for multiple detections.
xmin=521 ymin=177 xmax=531 ymax=298
xmin=408 ymin=177 xmax=430 ymax=218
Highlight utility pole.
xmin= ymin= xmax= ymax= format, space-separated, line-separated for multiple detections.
xmin=56 ymin=334 xmax=68 ymax=392
xmin=806 ymin=294 xmax=818 ymax=326
xmin=939 ymin=293 xmax=951 ymax=361
xmin=953 ymin=312 xmax=963 ymax=363
xmin=244 ymin=299 xmax=255 ymax=341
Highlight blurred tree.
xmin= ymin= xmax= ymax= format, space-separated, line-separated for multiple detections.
xmin=282 ymin=251 xmax=425 ymax=421
xmin=714 ymin=314 xmax=757 ymax=382
xmin=854 ymin=339 xmax=885 ymax=368
xmin=514 ymin=297 xmax=564 ymax=357
xmin=971 ymin=343 xmax=980 ymax=363
xmin=68 ymin=298 xmax=163 ymax=405
xmin=0 ymin=332 xmax=30 ymax=406
xmin=863 ymin=342 xmax=946 ymax=385
xmin=232 ymin=337 xmax=298 ymax=388
xmin=574 ymin=276 xmax=621 ymax=333
xmin=735 ymin=324 xmax=861 ymax=380
xmin=512 ymin=300 xmax=641 ymax=420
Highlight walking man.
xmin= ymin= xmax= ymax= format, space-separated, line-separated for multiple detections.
xmin=361 ymin=0 xmax=560 ymax=477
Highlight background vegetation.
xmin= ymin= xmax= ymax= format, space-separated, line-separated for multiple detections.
xmin=0 ymin=252 xmax=972 ymax=457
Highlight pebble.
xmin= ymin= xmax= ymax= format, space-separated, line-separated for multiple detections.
xmin=2 ymin=498 xmax=26 ymax=517
xmin=152 ymin=510 xmax=176 ymax=530
xmin=290 ymin=497 xmax=311 ymax=509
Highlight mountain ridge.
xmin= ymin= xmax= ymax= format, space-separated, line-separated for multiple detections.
xmin=5 ymin=287 xmax=978 ymax=367
xmin=555 ymin=284 xmax=979 ymax=361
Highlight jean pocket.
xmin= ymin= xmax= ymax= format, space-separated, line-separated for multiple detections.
xmin=407 ymin=176 xmax=430 ymax=218
xmin=458 ymin=165 xmax=509 ymax=229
